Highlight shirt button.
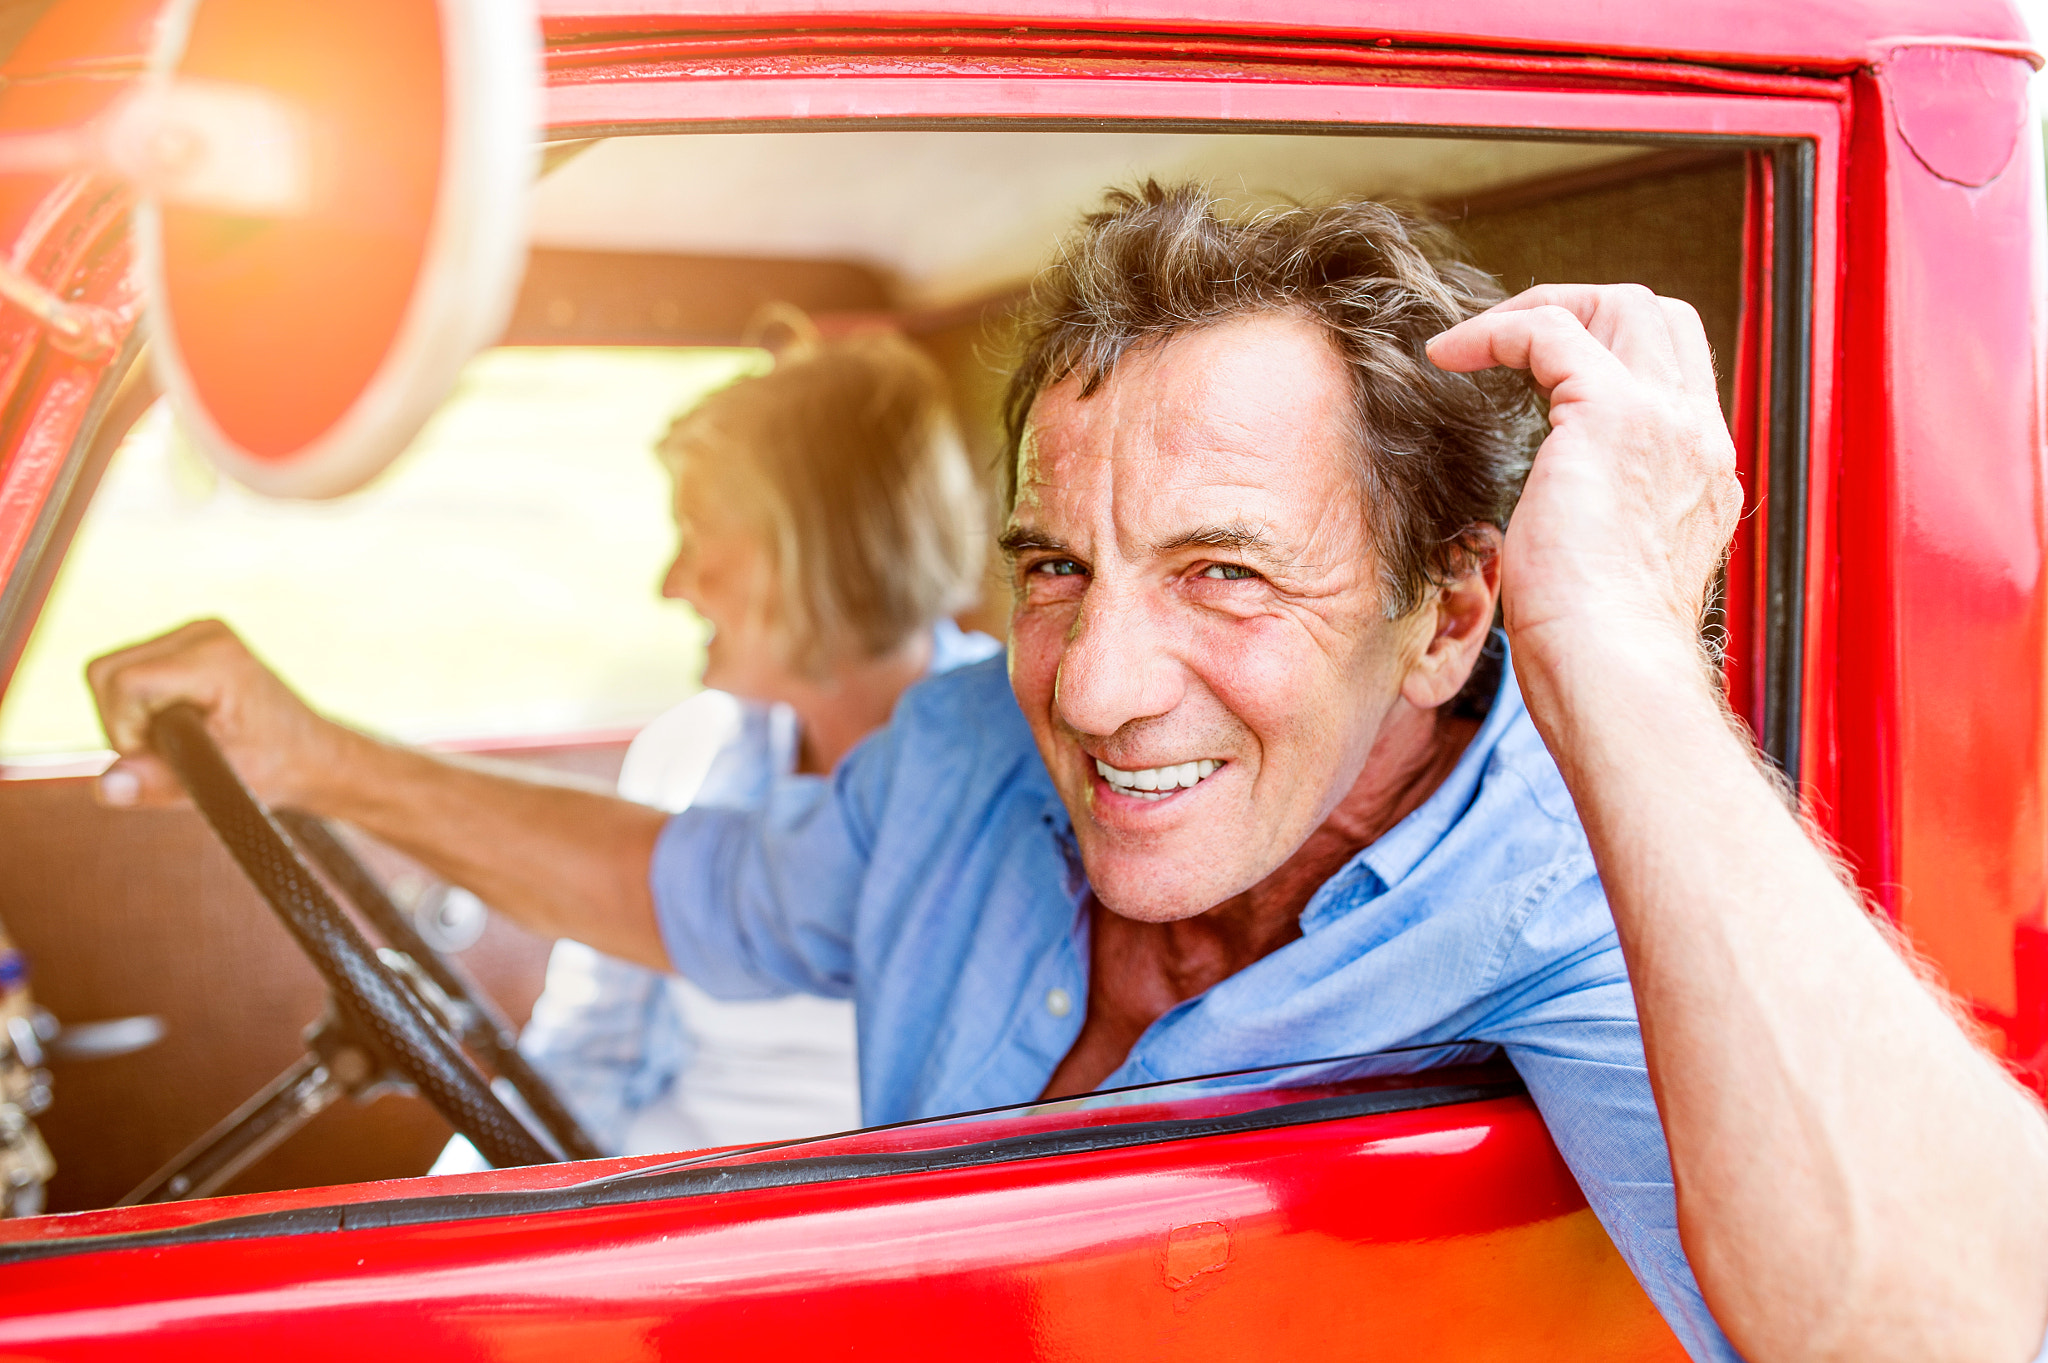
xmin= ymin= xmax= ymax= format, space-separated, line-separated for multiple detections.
xmin=1044 ymin=987 xmax=1073 ymax=1018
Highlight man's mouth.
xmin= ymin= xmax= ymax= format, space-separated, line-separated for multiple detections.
xmin=1093 ymin=757 xmax=1223 ymax=802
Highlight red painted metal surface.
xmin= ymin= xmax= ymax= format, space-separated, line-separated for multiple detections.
xmin=0 ymin=4 xmax=148 ymax=693
xmin=1 ymin=0 xmax=2046 ymax=1348
xmin=0 ymin=1086 xmax=1684 ymax=1360
xmin=546 ymin=58 xmax=1847 ymax=141
xmin=1832 ymin=49 xmax=2048 ymax=1033
xmin=535 ymin=0 xmax=2038 ymax=72
xmin=1721 ymin=153 xmax=1769 ymax=729
xmin=543 ymin=30 xmax=1855 ymax=100
xmin=0 ymin=0 xmax=156 ymax=78
xmin=0 ymin=176 xmax=133 ymax=609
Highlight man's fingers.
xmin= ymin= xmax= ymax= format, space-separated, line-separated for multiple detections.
xmin=1428 ymin=304 xmax=1633 ymax=394
xmin=1483 ymin=282 xmax=1658 ymax=322
xmin=96 ymin=756 xmax=186 ymax=809
xmin=85 ymin=618 xmax=236 ymax=755
xmin=91 ymin=661 xmax=215 ymax=756
xmin=1657 ymin=297 xmax=1720 ymax=406
xmin=1478 ymin=283 xmax=1689 ymax=390
xmin=85 ymin=618 xmax=229 ymax=698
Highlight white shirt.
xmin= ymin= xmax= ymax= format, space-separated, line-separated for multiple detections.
xmin=432 ymin=620 xmax=998 ymax=1170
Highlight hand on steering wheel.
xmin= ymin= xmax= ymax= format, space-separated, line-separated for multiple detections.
xmin=144 ymin=703 xmax=595 ymax=1178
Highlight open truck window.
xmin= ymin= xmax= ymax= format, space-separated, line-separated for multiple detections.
xmin=0 ymin=125 xmax=1775 ymax=1213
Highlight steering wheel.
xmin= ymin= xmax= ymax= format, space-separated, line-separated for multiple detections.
xmin=125 ymin=703 xmax=601 ymax=1201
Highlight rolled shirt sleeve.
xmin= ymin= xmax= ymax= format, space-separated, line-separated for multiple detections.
xmin=650 ymin=724 xmax=893 ymax=1002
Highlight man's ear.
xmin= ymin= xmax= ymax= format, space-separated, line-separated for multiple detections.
xmin=1401 ymin=525 xmax=1503 ymax=711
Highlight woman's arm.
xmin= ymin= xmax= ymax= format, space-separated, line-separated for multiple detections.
xmin=1432 ymin=286 xmax=2048 ymax=1363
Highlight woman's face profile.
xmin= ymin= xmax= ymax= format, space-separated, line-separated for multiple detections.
xmin=662 ymin=466 xmax=800 ymax=702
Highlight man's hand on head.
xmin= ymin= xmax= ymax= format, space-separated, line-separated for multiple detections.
xmin=1426 ymin=284 xmax=1741 ymax=700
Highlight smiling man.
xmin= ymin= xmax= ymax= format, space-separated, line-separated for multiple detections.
xmin=94 ymin=185 xmax=1744 ymax=1356
xmin=998 ymin=290 xmax=1527 ymax=1101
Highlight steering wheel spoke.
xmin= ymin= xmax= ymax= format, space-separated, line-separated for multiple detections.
xmin=274 ymin=809 xmax=602 ymax=1162
xmin=143 ymin=703 xmax=564 ymax=1181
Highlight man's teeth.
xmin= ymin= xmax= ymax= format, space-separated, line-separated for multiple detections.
xmin=1094 ymin=757 xmax=1222 ymax=801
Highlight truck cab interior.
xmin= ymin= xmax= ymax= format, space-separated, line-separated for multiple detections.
xmin=0 ymin=124 xmax=1762 ymax=1213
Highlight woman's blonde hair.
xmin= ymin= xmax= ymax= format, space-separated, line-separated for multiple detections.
xmin=660 ymin=319 xmax=985 ymax=675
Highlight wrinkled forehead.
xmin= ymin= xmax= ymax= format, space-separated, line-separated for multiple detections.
xmin=1011 ymin=314 xmax=1364 ymax=542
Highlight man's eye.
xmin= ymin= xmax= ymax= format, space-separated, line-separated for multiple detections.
xmin=1200 ymin=563 xmax=1258 ymax=581
xmin=1030 ymin=559 xmax=1085 ymax=577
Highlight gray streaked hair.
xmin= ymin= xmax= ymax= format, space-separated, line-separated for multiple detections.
xmin=1002 ymin=181 xmax=1540 ymax=616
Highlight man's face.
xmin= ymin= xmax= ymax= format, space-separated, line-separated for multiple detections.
xmin=1006 ymin=312 xmax=1437 ymax=922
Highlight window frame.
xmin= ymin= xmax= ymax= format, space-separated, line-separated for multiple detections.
xmin=546 ymin=57 xmax=1840 ymax=799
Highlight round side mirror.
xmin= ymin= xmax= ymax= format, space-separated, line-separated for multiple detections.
xmin=140 ymin=0 xmax=538 ymax=499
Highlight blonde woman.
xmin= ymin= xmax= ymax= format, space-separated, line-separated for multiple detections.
xmin=439 ymin=321 xmax=992 ymax=1166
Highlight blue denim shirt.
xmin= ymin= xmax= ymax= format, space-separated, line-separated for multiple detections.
xmin=515 ymin=620 xmax=998 ymax=1150
xmin=651 ymin=648 xmax=1742 ymax=1362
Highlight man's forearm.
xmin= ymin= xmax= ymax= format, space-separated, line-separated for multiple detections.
xmin=304 ymin=729 xmax=670 ymax=971
xmin=1518 ymin=630 xmax=2048 ymax=1363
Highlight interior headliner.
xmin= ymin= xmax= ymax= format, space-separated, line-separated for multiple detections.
xmin=527 ymin=130 xmax=1650 ymax=310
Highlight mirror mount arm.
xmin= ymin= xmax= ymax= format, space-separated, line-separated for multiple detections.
xmin=0 ymin=260 xmax=120 ymax=362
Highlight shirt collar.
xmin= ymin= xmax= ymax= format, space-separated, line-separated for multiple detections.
xmin=1301 ymin=634 xmax=1530 ymax=930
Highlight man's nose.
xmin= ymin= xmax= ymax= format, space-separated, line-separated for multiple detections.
xmin=1054 ymin=582 xmax=1185 ymax=738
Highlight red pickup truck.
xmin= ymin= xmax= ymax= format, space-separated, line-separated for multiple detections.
xmin=0 ymin=0 xmax=2039 ymax=1357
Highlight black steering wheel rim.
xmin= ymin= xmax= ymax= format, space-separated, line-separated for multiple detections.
xmin=148 ymin=702 xmax=553 ymax=1170
xmin=272 ymin=807 xmax=602 ymax=1163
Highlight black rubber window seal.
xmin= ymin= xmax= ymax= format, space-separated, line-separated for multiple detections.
xmin=0 ymin=1075 xmax=1523 ymax=1266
